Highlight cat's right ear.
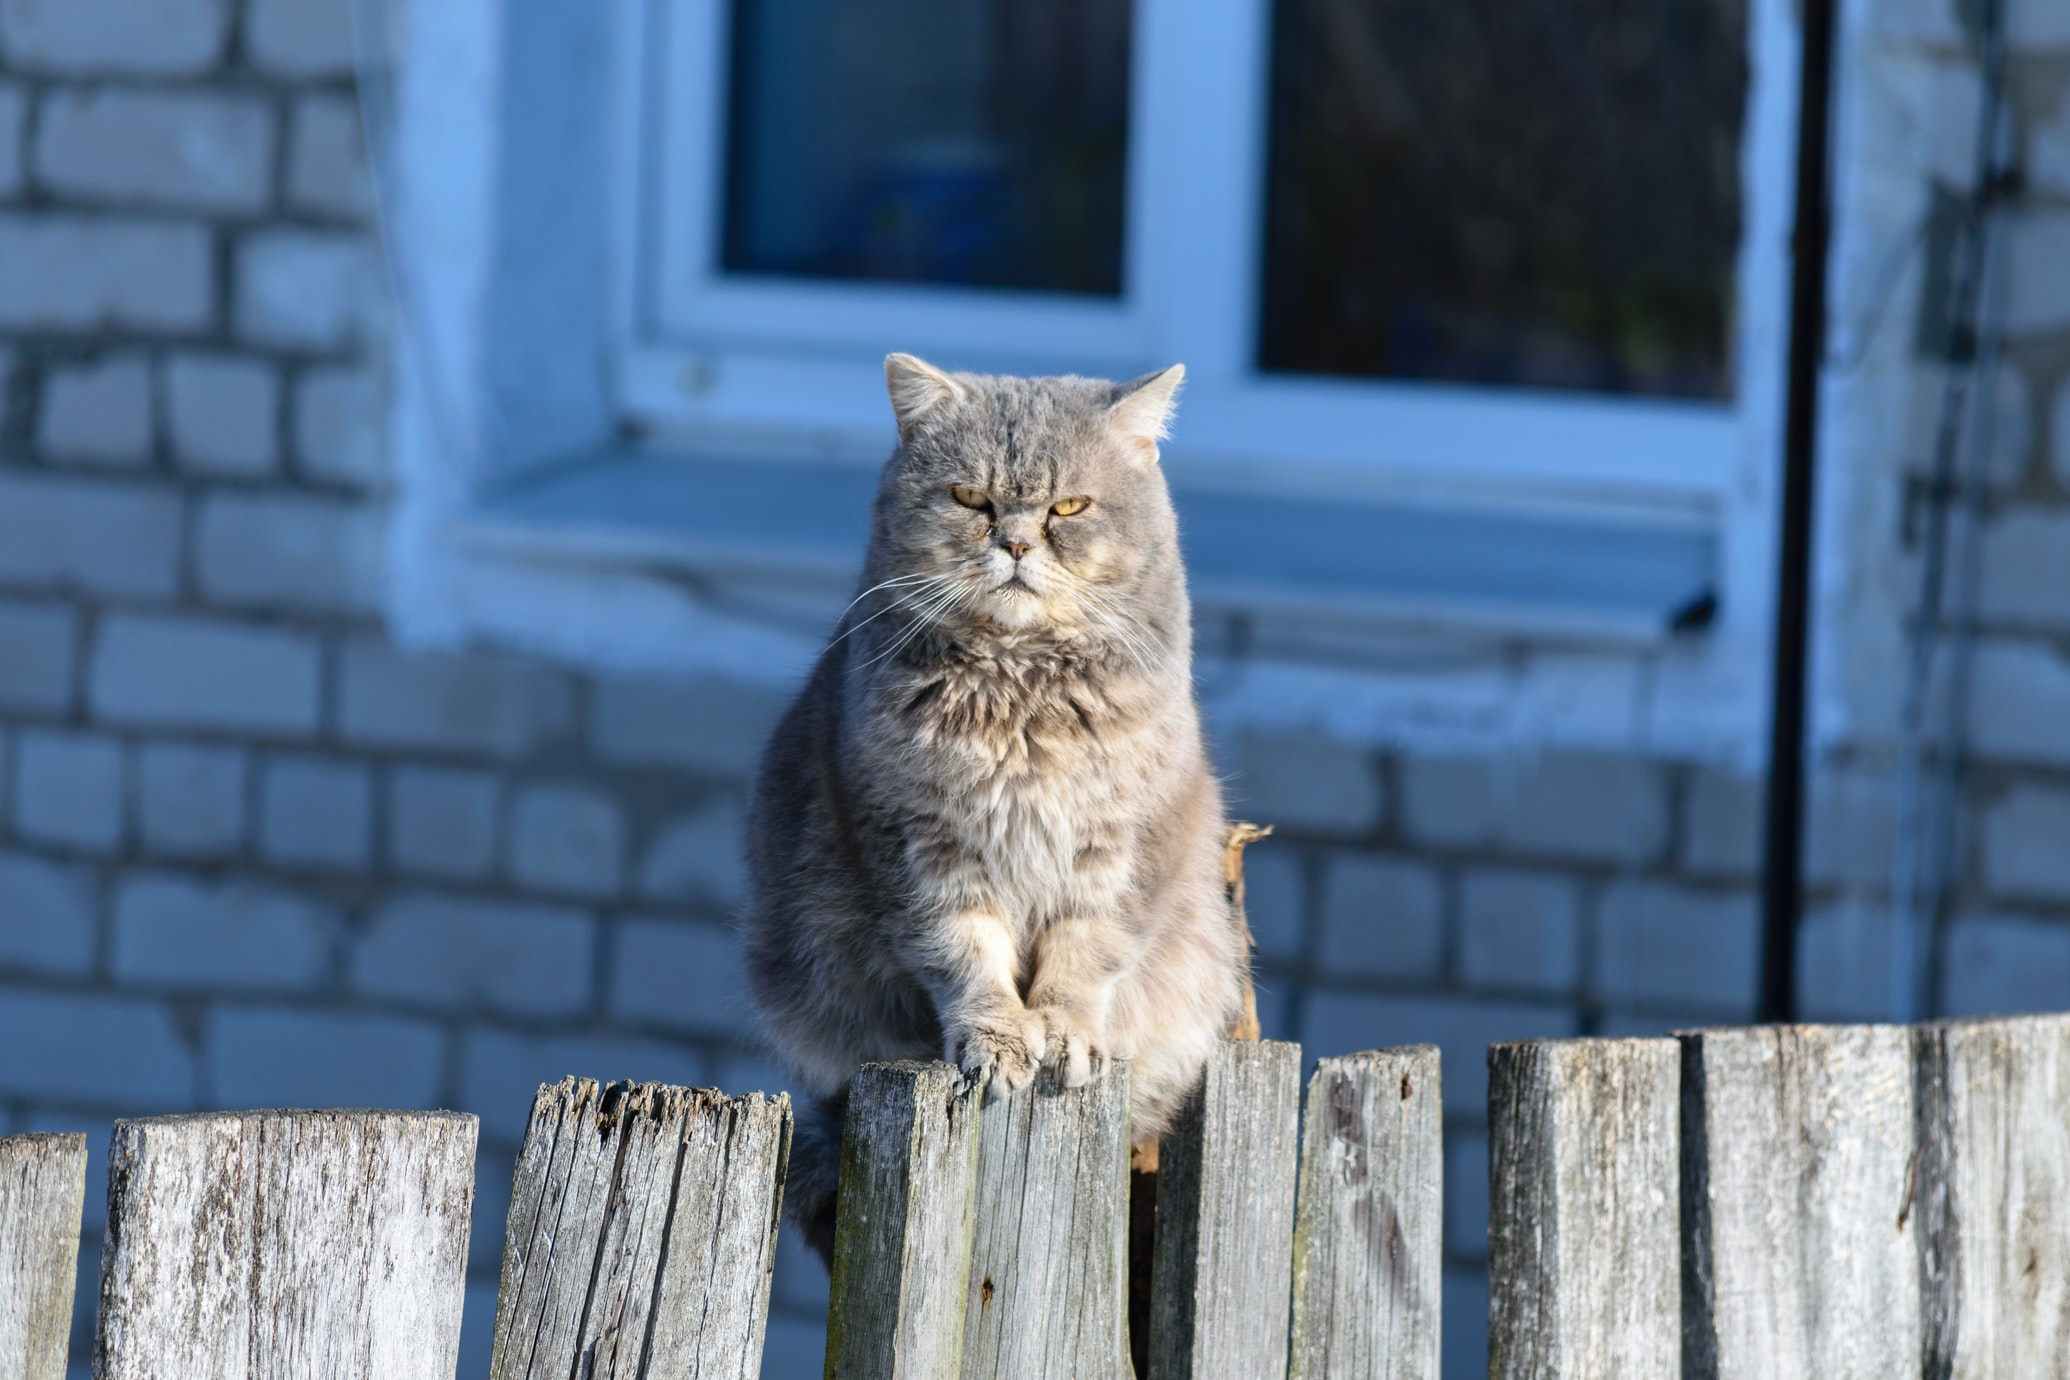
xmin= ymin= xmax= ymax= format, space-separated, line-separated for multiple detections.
xmin=885 ymin=353 xmax=964 ymax=443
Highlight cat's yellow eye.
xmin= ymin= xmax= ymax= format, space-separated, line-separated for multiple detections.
xmin=1051 ymin=496 xmax=1090 ymax=517
xmin=950 ymin=485 xmax=990 ymax=509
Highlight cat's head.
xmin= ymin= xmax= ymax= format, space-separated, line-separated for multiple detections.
xmin=867 ymin=354 xmax=1187 ymax=642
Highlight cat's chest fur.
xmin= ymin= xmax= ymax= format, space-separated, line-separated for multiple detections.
xmin=867 ymin=656 xmax=1154 ymax=905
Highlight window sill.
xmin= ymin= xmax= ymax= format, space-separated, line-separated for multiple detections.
xmin=452 ymin=448 xmax=1720 ymax=651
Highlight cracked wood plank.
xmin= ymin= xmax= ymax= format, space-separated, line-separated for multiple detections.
xmin=1147 ymin=1038 xmax=1300 ymax=1380
xmin=961 ymin=1061 xmax=1132 ymax=1380
xmin=1680 ymin=1025 xmax=1916 ymax=1380
xmin=1287 ymin=1045 xmax=1442 ymax=1380
xmin=1488 ymin=1038 xmax=1680 ymax=1380
xmin=827 ymin=1061 xmax=983 ymax=1380
xmin=94 ymin=1109 xmax=476 ymax=1380
xmin=489 ymin=1077 xmax=791 ymax=1380
xmin=1915 ymin=1013 xmax=2070 ymax=1378
xmin=0 ymin=1132 xmax=86 ymax=1380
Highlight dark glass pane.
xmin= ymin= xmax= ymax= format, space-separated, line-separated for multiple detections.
xmin=721 ymin=0 xmax=1131 ymax=295
xmin=1259 ymin=0 xmax=1746 ymax=399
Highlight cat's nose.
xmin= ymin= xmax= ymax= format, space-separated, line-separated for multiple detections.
xmin=1004 ymin=540 xmax=1030 ymax=560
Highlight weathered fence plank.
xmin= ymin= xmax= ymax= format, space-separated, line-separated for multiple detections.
xmin=94 ymin=1109 xmax=475 ymax=1380
xmin=1148 ymin=1038 xmax=1301 ymax=1380
xmin=961 ymin=1061 xmax=1133 ymax=1380
xmin=1488 ymin=1038 xmax=1680 ymax=1379
xmin=1680 ymin=1025 xmax=1916 ymax=1380
xmin=0 ymin=1132 xmax=86 ymax=1380
xmin=1288 ymin=1045 xmax=1443 ymax=1380
xmin=1915 ymin=1013 xmax=2070 ymax=1378
xmin=490 ymin=1078 xmax=791 ymax=1380
xmin=826 ymin=1061 xmax=983 ymax=1380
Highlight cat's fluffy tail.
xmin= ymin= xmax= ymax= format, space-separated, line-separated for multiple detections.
xmin=785 ymin=1089 xmax=846 ymax=1267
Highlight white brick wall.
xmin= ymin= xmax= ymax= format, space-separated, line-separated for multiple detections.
xmin=0 ymin=598 xmax=76 ymax=712
xmin=134 ymin=742 xmax=246 ymax=856
xmin=34 ymin=88 xmax=272 ymax=212
xmin=245 ymin=0 xmax=356 ymax=79
xmin=164 ymin=353 xmax=279 ymax=475
xmin=1315 ymin=854 xmax=1443 ymax=977
xmin=387 ymin=765 xmax=502 ymax=880
xmin=340 ymin=642 xmax=572 ymax=757
xmin=0 ymin=473 xmax=180 ymax=598
xmin=197 ymin=491 xmax=383 ymax=614
xmin=637 ymin=797 xmax=748 ymax=907
xmin=0 ymin=215 xmax=212 ymax=332
xmin=38 ymin=354 xmax=152 ymax=467
xmin=0 ymin=82 xmax=23 ymax=195
xmin=0 ymin=852 xmax=97 ymax=974
xmin=287 ymin=93 xmax=368 ymax=218
xmin=351 ymin=891 xmax=595 ymax=1017
xmin=90 ymin=614 xmax=322 ymax=734
xmin=509 ymin=783 xmax=625 ymax=899
xmin=111 ymin=872 xmax=335 ymax=991
xmin=234 ymin=230 xmax=381 ymax=351
xmin=293 ymin=365 xmax=384 ymax=486
xmin=258 ymin=754 xmax=373 ymax=869
xmin=0 ymin=0 xmax=230 ymax=75
xmin=13 ymin=728 xmax=123 ymax=852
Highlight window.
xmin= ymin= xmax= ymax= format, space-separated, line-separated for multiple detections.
xmin=381 ymin=0 xmax=1800 ymax=755
xmin=624 ymin=0 xmax=1784 ymax=501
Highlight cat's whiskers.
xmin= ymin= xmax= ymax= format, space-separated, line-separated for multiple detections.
xmin=861 ymin=578 xmax=977 ymax=669
xmin=826 ymin=572 xmax=959 ymax=649
xmin=1058 ymin=576 xmax=1161 ymax=676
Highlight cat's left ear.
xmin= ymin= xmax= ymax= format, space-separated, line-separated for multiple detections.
xmin=1107 ymin=364 xmax=1185 ymax=459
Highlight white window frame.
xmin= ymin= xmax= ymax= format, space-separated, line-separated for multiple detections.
xmin=616 ymin=0 xmax=1794 ymax=506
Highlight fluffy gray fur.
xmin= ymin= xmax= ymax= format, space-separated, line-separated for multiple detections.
xmin=744 ymin=355 xmax=1245 ymax=1256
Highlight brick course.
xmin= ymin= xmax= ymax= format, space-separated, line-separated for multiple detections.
xmin=38 ymin=354 xmax=153 ymax=467
xmin=134 ymin=741 xmax=246 ymax=856
xmin=91 ymin=613 xmax=321 ymax=735
xmin=112 ymin=871 xmax=335 ymax=991
xmin=0 ymin=598 xmax=76 ymax=712
xmin=13 ymin=728 xmax=124 ymax=852
xmin=0 ymin=472 xmax=181 ymax=598
xmin=34 ymin=87 xmax=271 ymax=212
xmin=164 ymin=353 xmax=279 ymax=476
xmin=351 ymin=890 xmax=595 ymax=1017
xmin=0 ymin=215 xmax=212 ymax=332
xmin=0 ymin=0 xmax=231 ymax=75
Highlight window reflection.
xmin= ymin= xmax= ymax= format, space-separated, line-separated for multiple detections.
xmin=721 ymin=0 xmax=1131 ymax=295
xmin=1258 ymin=0 xmax=1746 ymax=400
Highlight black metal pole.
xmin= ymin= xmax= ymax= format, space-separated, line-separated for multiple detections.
xmin=1759 ymin=0 xmax=1840 ymax=1023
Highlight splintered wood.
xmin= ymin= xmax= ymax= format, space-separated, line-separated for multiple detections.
xmin=489 ymin=1078 xmax=791 ymax=1380
xmin=962 ymin=1061 xmax=1133 ymax=1380
xmin=827 ymin=1061 xmax=983 ymax=1380
xmin=1487 ymin=1038 xmax=1679 ymax=1379
xmin=1680 ymin=1025 xmax=1918 ymax=1380
xmin=0 ymin=1132 xmax=87 ymax=1380
xmin=1148 ymin=1038 xmax=1301 ymax=1380
xmin=93 ymin=1109 xmax=475 ymax=1380
xmin=1288 ymin=1045 xmax=1442 ymax=1380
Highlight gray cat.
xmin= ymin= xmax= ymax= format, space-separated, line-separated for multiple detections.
xmin=744 ymin=354 xmax=1246 ymax=1258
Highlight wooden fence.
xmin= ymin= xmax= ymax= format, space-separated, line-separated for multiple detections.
xmin=2 ymin=1015 xmax=2066 ymax=1377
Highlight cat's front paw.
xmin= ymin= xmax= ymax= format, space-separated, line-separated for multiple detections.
xmin=953 ymin=1012 xmax=1047 ymax=1099
xmin=1031 ymin=1006 xmax=1104 ymax=1089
